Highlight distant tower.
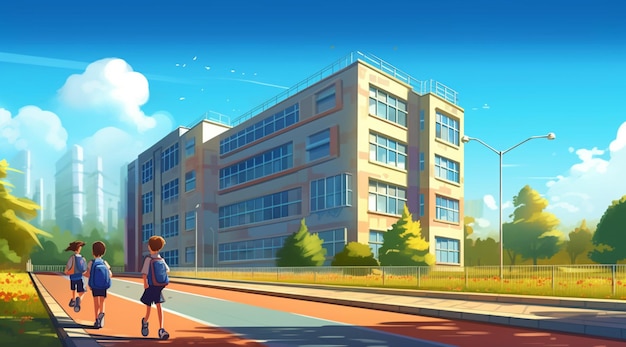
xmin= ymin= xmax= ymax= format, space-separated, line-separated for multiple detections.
xmin=465 ymin=199 xmax=485 ymax=219
xmin=9 ymin=150 xmax=31 ymax=198
xmin=31 ymin=178 xmax=44 ymax=227
xmin=85 ymin=156 xmax=105 ymax=231
xmin=55 ymin=145 xmax=85 ymax=234
xmin=45 ymin=193 xmax=54 ymax=221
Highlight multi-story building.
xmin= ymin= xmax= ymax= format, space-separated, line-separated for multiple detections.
xmin=55 ymin=145 xmax=85 ymax=234
xmin=126 ymin=52 xmax=465 ymax=270
xmin=9 ymin=150 xmax=31 ymax=199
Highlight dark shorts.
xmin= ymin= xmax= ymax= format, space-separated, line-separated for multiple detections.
xmin=70 ymin=279 xmax=86 ymax=293
xmin=140 ymin=286 xmax=165 ymax=306
xmin=91 ymin=289 xmax=107 ymax=297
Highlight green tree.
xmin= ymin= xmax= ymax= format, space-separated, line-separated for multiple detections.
xmin=331 ymin=242 xmax=379 ymax=266
xmin=378 ymin=205 xmax=435 ymax=266
xmin=589 ymin=195 xmax=626 ymax=264
xmin=503 ymin=185 xmax=563 ymax=265
xmin=566 ymin=219 xmax=593 ymax=264
xmin=276 ymin=218 xmax=326 ymax=266
xmin=0 ymin=159 xmax=51 ymax=267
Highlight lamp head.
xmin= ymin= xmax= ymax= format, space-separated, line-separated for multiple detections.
xmin=195 ymin=203 xmax=200 ymax=208
xmin=461 ymin=135 xmax=471 ymax=143
xmin=547 ymin=132 xmax=556 ymax=140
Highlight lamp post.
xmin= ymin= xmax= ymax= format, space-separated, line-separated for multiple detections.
xmin=194 ymin=203 xmax=200 ymax=278
xmin=209 ymin=227 xmax=217 ymax=268
xmin=461 ymin=132 xmax=556 ymax=279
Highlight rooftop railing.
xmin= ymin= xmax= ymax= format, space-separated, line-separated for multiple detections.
xmin=185 ymin=110 xmax=231 ymax=129
xmin=193 ymin=51 xmax=459 ymax=128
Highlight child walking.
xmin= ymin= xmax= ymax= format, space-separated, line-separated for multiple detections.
xmin=64 ymin=241 xmax=87 ymax=312
xmin=140 ymin=235 xmax=170 ymax=340
xmin=85 ymin=241 xmax=112 ymax=329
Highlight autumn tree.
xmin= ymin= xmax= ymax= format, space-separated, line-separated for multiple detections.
xmin=378 ymin=205 xmax=435 ymax=266
xmin=589 ymin=195 xmax=626 ymax=264
xmin=566 ymin=219 xmax=593 ymax=264
xmin=276 ymin=218 xmax=326 ymax=266
xmin=331 ymin=242 xmax=379 ymax=266
xmin=466 ymin=237 xmax=499 ymax=266
xmin=0 ymin=159 xmax=51 ymax=268
xmin=503 ymin=185 xmax=564 ymax=265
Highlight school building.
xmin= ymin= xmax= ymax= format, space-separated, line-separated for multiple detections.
xmin=125 ymin=52 xmax=465 ymax=271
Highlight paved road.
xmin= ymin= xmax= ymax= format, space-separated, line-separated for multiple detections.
xmin=35 ymin=273 xmax=625 ymax=347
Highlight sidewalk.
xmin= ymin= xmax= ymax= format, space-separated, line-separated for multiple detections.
xmin=169 ymin=276 xmax=626 ymax=341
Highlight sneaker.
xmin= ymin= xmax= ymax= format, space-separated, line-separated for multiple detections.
xmin=96 ymin=313 xmax=105 ymax=328
xmin=74 ymin=297 xmax=81 ymax=312
xmin=69 ymin=298 xmax=75 ymax=307
xmin=158 ymin=328 xmax=170 ymax=340
xmin=141 ymin=317 xmax=149 ymax=337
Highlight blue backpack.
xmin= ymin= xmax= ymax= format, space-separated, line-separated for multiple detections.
xmin=88 ymin=258 xmax=111 ymax=290
xmin=69 ymin=255 xmax=86 ymax=280
xmin=147 ymin=257 xmax=169 ymax=287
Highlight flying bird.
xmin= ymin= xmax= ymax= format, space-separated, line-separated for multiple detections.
xmin=179 ymin=97 xmax=185 ymax=101
xmin=193 ymin=56 xmax=197 ymax=61
xmin=204 ymin=66 xmax=211 ymax=70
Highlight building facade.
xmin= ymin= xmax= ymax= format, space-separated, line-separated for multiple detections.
xmin=126 ymin=53 xmax=465 ymax=270
xmin=55 ymin=145 xmax=85 ymax=234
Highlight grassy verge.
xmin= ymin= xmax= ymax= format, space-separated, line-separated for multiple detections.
xmin=0 ymin=271 xmax=63 ymax=347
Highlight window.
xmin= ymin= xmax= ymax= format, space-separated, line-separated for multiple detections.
xmin=435 ymin=237 xmax=460 ymax=264
xmin=185 ymin=137 xmax=195 ymax=157
xmin=369 ymin=133 xmax=407 ymax=169
xmin=218 ymin=188 xmax=302 ymax=229
xmin=162 ymin=249 xmax=179 ymax=267
xmin=310 ymin=174 xmax=352 ymax=212
xmin=141 ymin=223 xmax=154 ymax=242
xmin=436 ymin=112 xmax=460 ymax=146
xmin=162 ymin=215 xmax=179 ymax=238
xmin=185 ymin=170 xmax=196 ymax=192
xmin=219 ymin=235 xmax=287 ymax=262
xmin=420 ymin=152 xmax=425 ymax=171
xmin=435 ymin=155 xmax=460 ymax=183
xmin=368 ymin=180 xmax=406 ymax=215
xmin=185 ymin=211 xmax=195 ymax=231
xmin=318 ymin=229 xmax=346 ymax=260
xmin=185 ymin=246 xmax=195 ymax=264
xmin=220 ymin=104 xmax=299 ymax=155
xmin=219 ymin=143 xmax=293 ymax=189
xmin=369 ymin=231 xmax=384 ymax=259
xmin=161 ymin=143 xmax=180 ymax=172
xmin=141 ymin=159 xmax=153 ymax=184
xmin=316 ymin=85 xmax=336 ymax=114
xmin=142 ymin=192 xmax=153 ymax=214
xmin=162 ymin=178 xmax=179 ymax=204
xmin=307 ymin=129 xmax=330 ymax=161
xmin=419 ymin=194 xmax=425 ymax=217
xmin=420 ymin=110 xmax=425 ymax=131
xmin=369 ymin=86 xmax=407 ymax=127
xmin=436 ymin=195 xmax=460 ymax=223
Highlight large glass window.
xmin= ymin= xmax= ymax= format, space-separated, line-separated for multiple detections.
xmin=369 ymin=133 xmax=407 ymax=169
xmin=161 ymin=143 xmax=180 ymax=172
xmin=419 ymin=194 xmax=425 ymax=217
xmin=318 ymin=229 xmax=346 ymax=259
xmin=369 ymin=86 xmax=407 ymax=127
xmin=220 ymin=143 xmax=293 ymax=189
xmin=435 ymin=155 xmax=460 ymax=183
xmin=368 ymin=180 xmax=406 ymax=215
xmin=436 ymin=195 xmax=460 ymax=223
xmin=161 ymin=249 xmax=179 ymax=267
xmin=310 ymin=173 xmax=352 ymax=212
xmin=219 ymin=235 xmax=287 ymax=262
xmin=185 ymin=211 xmax=195 ymax=231
xmin=141 ymin=159 xmax=153 ymax=184
xmin=369 ymin=230 xmax=384 ymax=259
xmin=162 ymin=178 xmax=179 ymax=204
xmin=435 ymin=237 xmax=460 ymax=264
xmin=316 ymin=85 xmax=336 ymax=114
xmin=185 ymin=246 xmax=195 ymax=264
xmin=185 ymin=170 xmax=196 ymax=192
xmin=218 ymin=188 xmax=302 ymax=229
xmin=141 ymin=192 xmax=153 ymax=214
xmin=141 ymin=223 xmax=154 ymax=242
xmin=436 ymin=112 xmax=460 ymax=146
xmin=185 ymin=137 xmax=195 ymax=157
xmin=162 ymin=215 xmax=179 ymax=238
xmin=420 ymin=110 xmax=425 ymax=131
xmin=420 ymin=152 xmax=425 ymax=171
xmin=220 ymin=104 xmax=299 ymax=155
xmin=307 ymin=129 xmax=330 ymax=161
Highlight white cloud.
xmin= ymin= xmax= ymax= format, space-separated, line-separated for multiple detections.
xmin=58 ymin=58 xmax=157 ymax=133
xmin=482 ymin=103 xmax=490 ymax=109
xmin=568 ymin=146 xmax=575 ymax=153
xmin=483 ymin=194 xmax=497 ymax=210
xmin=474 ymin=217 xmax=491 ymax=228
xmin=0 ymin=106 xmax=68 ymax=152
xmin=546 ymin=121 xmax=626 ymax=226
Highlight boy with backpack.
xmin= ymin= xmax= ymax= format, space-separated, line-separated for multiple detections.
xmin=85 ymin=241 xmax=112 ymax=329
xmin=64 ymin=240 xmax=87 ymax=312
xmin=140 ymin=235 xmax=170 ymax=340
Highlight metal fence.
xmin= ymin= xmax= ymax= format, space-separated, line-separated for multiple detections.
xmin=30 ymin=264 xmax=626 ymax=299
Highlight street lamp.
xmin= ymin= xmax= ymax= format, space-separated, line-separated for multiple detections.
xmin=194 ymin=203 xmax=200 ymax=278
xmin=461 ymin=132 xmax=556 ymax=279
xmin=209 ymin=227 xmax=217 ymax=268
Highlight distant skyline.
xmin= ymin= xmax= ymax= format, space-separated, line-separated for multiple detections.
xmin=1 ymin=0 xmax=625 ymax=239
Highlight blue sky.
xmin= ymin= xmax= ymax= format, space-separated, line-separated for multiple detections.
xmin=1 ymin=0 xmax=625 ymax=239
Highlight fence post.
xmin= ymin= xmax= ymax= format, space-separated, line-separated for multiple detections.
xmin=552 ymin=266 xmax=555 ymax=295
xmin=382 ymin=267 xmax=385 ymax=287
xmin=417 ymin=267 xmax=421 ymax=288
xmin=465 ymin=266 xmax=468 ymax=289
xmin=276 ymin=267 xmax=279 ymax=281
xmin=613 ymin=264 xmax=616 ymax=297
